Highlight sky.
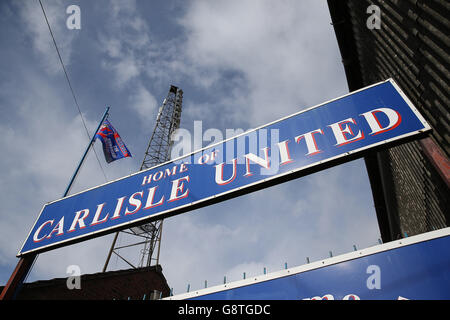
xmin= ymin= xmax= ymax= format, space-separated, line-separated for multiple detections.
xmin=0 ymin=0 xmax=381 ymax=295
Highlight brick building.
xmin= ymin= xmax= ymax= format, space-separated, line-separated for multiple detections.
xmin=0 ymin=265 xmax=170 ymax=300
xmin=327 ymin=0 xmax=449 ymax=241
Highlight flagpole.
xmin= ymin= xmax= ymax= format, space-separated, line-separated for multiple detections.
xmin=0 ymin=107 xmax=110 ymax=300
xmin=63 ymin=106 xmax=110 ymax=197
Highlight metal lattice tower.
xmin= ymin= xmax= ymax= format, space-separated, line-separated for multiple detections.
xmin=103 ymin=85 xmax=183 ymax=271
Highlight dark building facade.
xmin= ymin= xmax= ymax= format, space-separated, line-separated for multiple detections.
xmin=327 ymin=0 xmax=449 ymax=241
xmin=0 ymin=265 xmax=170 ymax=300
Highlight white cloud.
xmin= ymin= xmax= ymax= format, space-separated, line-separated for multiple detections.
xmin=106 ymin=55 xmax=142 ymax=87
xmin=98 ymin=37 xmax=122 ymax=59
xmin=26 ymin=234 xmax=116 ymax=282
xmin=18 ymin=0 xmax=77 ymax=75
xmin=179 ymin=0 xmax=347 ymax=125
xmin=129 ymin=84 xmax=159 ymax=123
xmin=97 ymin=0 xmax=151 ymax=88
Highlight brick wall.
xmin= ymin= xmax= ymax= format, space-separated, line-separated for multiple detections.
xmin=328 ymin=0 xmax=449 ymax=240
xmin=0 ymin=265 xmax=170 ymax=300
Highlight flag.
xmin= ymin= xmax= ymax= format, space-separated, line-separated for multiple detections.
xmin=95 ymin=119 xmax=132 ymax=163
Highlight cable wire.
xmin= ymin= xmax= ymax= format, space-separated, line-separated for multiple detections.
xmin=38 ymin=0 xmax=108 ymax=182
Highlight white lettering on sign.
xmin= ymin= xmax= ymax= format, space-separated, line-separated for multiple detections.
xmin=213 ymin=107 xmax=402 ymax=184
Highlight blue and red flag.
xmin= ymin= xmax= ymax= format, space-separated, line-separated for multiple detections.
xmin=95 ymin=119 xmax=132 ymax=163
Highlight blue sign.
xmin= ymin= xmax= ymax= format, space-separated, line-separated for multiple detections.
xmin=18 ymin=79 xmax=430 ymax=256
xmin=170 ymin=228 xmax=450 ymax=300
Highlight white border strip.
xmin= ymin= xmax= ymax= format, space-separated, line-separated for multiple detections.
xmin=17 ymin=79 xmax=432 ymax=256
xmin=165 ymin=227 xmax=450 ymax=300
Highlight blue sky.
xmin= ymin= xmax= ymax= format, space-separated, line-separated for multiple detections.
xmin=0 ymin=0 xmax=381 ymax=295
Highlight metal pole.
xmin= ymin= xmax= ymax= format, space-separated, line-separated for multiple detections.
xmin=0 ymin=255 xmax=35 ymax=300
xmin=102 ymin=231 xmax=119 ymax=272
xmin=63 ymin=107 xmax=110 ymax=197
xmin=155 ymin=220 xmax=164 ymax=266
xmin=0 ymin=107 xmax=110 ymax=300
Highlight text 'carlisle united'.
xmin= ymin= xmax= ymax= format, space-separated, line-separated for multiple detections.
xmin=18 ymin=80 xmax=430 ymax=256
